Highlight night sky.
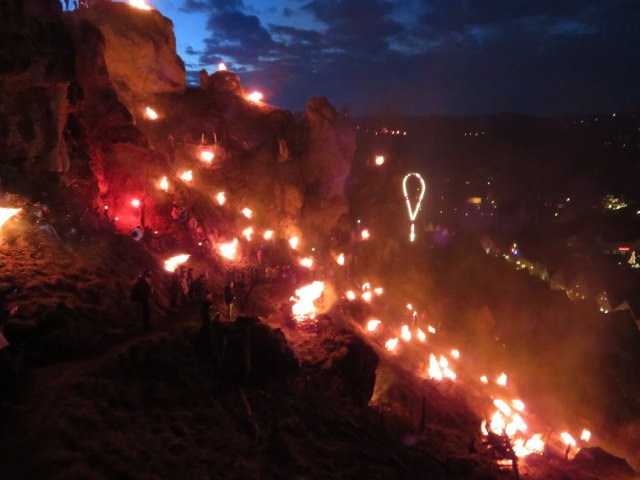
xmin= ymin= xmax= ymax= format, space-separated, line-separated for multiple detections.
xmin=152 ymin=0 xmax=640 ymax=115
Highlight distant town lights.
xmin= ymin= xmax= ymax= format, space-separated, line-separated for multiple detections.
xmin=402 ymin=172 xmax=426 ymax=242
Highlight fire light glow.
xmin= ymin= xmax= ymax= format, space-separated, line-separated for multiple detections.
xmin=131 ymin=199 xmax=141 ymax=208
xmin=216 ymin=192 xmax=226 ymax=205
xmin=179 ymin=170 xmax=193 ymax=182
xmin=480 ymin=375 xmax=489 ymax=384
xmin=581 ymin=429 xmax=591 ymax=442
xmin=290 ymin=281 xmax=325 ymax=322
xmin=218 ymin=62 xmax=227 ymax=71
xmin=159 ymin=176 xmax=169 ymax=192
xmin=263 ymin=230 xmax=274 ymax=240
xmin=361 ymin=229 xmax=370 ymax=240
xmin=242 ymin=208 xmax=253 ymax=218
xmin=561 ymin=432 xmax=576 ymax=447
xmin=497 ymin=373 xmax=508 ymax=386
xmin=144 ymin=106 xmax=158 ymax=119
xmin=450 ymin=349 xmax=460 ymax=359
xmin=361 ymin=291 xmax=373 ymax=302
xmin=300 ymin=257 xmax=314 ymax=269
xmin=163 ymin=254 xmax=190 ymax=272
xmin=374 ymin=155 xmax=385 ymax=166
xmin=336 ymin=253 xmax=345 ymax=265
xmin=129 ymin=0 xmax=152 ymax=10
xmin=242 ymin=227 xmax=254 ymax=241
xmin=199 ymin=150 xmax=214 ymax=163
xmin=367 ymin=319 xmax=381 ymax=332
xmin=416 ymin=328 xmax=426 ymax=342
xmin=247 ymin=91 xmax=263 ymax=103
xmin=346 ymin=290 xmax=356 ymax=300
xmin=402 ymin=172 xmax=426 ymax=242
xmin=385 ymin=338 xmax=399 ymax=351
xmin=0 ymin=208 xmax=20 ymax=231
xmin=289 ymin=236 xmax=299 ymax=250
xmin=400 ymin=325 xmax=412 ymax=341
xmin=218 ymin=238 xmax=238 ymax=260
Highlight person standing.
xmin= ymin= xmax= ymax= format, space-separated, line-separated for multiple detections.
xmin=224 ymin=281 xmax=234 ymax=320
xmin=131 ymin=271 xmax=153 ymax=329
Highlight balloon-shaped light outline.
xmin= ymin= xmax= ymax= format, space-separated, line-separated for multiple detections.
xmin=402 ymin=173 xmax=426 ymax=241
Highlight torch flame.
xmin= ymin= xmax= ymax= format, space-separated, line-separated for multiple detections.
xmin=450 ymin=349 xmax=460 ymax=359
xmin=242 ymin=227 xmax=254 ymax=241
xmin=493 ymin=399 xmax=512 ymax=416
xmin=218 ymin=238 xmax=238 ymax=260
xmin=480 ymin=375 xmax=489 ymax=384
xmin=400 ymin=325 xmax=412 ymax=342
xmin=241 ymin=207 xmax=252 ymax=218
xmin=362 ymin=282 xmax=371 ymax=291
xmin=179 ymin=170 xmax=193 ymax=182
xmin=160 ymin=176 xmax=169 ymax=192
xmin=289 ymin=236 xmax=299 ymax=249
xmin=164 ymin=254 xmax=190 ymax=272
xmin=581 ymin=429 xmax=591 ymax=442
xmin=300 ymin=257 xmax=314 ymax=268
xmin=427 ymin=325 xmax=436 ymax=334
xmin=361 ymin=291 xmax=373 ymax=302
xmin=406 ymin=303 xmax=413 ymax=311
xmin=561 ymin=432 xmax=576 ymax=447
xmin=336 ymin=253 xmax=345 ymax=265
xmin=374 ymin=287 xmax=383 ymax=295
xmin=428 ymin=354 xmax=443 ymax=381
xmin=216 ymin=191 xmax=226 ymax=205
xmin=290 ymin=281 xmax=325 ymax=322
xmin=361 ymin=229 xmax=370 ymax=240
xmin=0 ymin=208 xmax=20 ymax=231
xmin=346 ymin=290 xmax=356 ymax=300
xmin=247 ymin=91 xmax=263 ymax=102
xmin=200 ymin=150 xmax=214 ymax=163
xmin=416 ymin=328 xmax=426 ymax=342
xmin=366 ymin=319 xmax=381 ymax=332
xmin=385 ymin=338 xmax=399 ymax=351
xmin=512 ymin=399 xmax=525 ymax=412
xmin=144 ymin=106 xmax=158 ymax=119
xmin=129 ymin=0 xmax=152 ymax=10
xmin=263 ymin=230 xmax=274 ymax=240
xmin=374 ymin=155 xmax=385 ymax=166
xmin=131 ymin=198 xmax=141 ymax=208
xmin=497 ymin=373 xmax=508 ymax=386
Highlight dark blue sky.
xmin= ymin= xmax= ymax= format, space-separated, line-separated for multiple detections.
xmin=153 ymin=0 xmax=640 ymax=115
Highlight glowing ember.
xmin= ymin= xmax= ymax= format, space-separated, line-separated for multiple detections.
xmin=400 ymin=325 xmax=412 ymax=341
xmin=179 ymin=170 xmax=193 ymax=182
xmin=497 ymin=373 xmax=508 ymax=386
xmin=374 ymin=287 xmax=383 ymax=295
xmin=361 ymin=291 xmax=373 ymax=302
xmin=427 ymin=325 xmax=436 ymax=334
xmin=241 ymin=207 xmax=252 ymax=218
xmin=416 ymin=328 xmax=426 ymax=342
xmin=480 ymin=375 xmax=489 ymax=383
xmin=512 ymin=399 xmax=525 ymax=412
xmin=164 ymin=254 xmax=189 ymax=272
xmin=144 ymin=106 xmax=158 ymax=119
xmin=385 ymin=338 xmax=399 ymax=351
xmin=200 ymin=150 xmax=214 ymax=163
xmin=159 ymin=176 xmax=169 ymax=192
xmin=513 ymin=434 xmax=545 ymax=457
xmin=361 ymin=229 xmax=370 ymax=240
xmin=366 ymin=319 xmax=381 ymax=332
xmin=346 ymin=290 xmax=356 ymax=300
xmin=374 ymin=155 xmax=385 ymax=166
xmin=493 ymin=399 xmax=512 ymax=416
xmin=218 ymin=238 xmax=238 ymax=260
xmin=561 ymin=432 xmax=576 ymax=447
xmin=218 ymin=62 xmax=227 ymax=71
xmin=263 ymin=230 xmax=274 ymax=240
xmin=0 ymin=208 xmax=20 ymax=231
xmin=247 ymin=91 xmax=263 ymax=102
xmin=290 ymin=281 xmax=325 ymax=322
xmin=216 ymin=191 xmax=226 ymax=205
xmin=289 ymin=236 xmax=299 ymax=249
xmin=581 ymin=429 xmax=591 ymax=442
xmin=450 ymin=349 xmax=460 ymax=359
xmin=131 ymin=199 xmax=141 ymax=208
xmin=242 ymin=227 xmax=254 ymax=241
xmin=300 ymin=257 xmax=314 ymax=268
xmin=336 ymin=253 xmax=345 ymax=265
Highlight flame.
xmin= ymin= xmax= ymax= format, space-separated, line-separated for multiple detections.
xmin=490 ymin=411 xmax=506 ymax=434
xmin=0 ymin=208 xmax=20 ymax=231
xmin=242 ymin=227 xmax=254 ymax=241
xmin=216 ymin=191 xmax=226 ymax=205
xmin=416 ymin=328 xmax=426 ymax=342
xmin=241 ymin=207 xmax=252 ymax=218
xmin=512 ymin=399 xmax=525 ymax=412
xmin=362 ymin=282 xmax=371 ymax=291
xmin=346 ymin=290 xmax=356 ymax=300
xmin=427 ymin=325 xmax=436 ymax=334
xmin=300 ymin=257 xmax=314 ymax=268
xmin=497 ymin=373 xmax=508 ymax=386
xmin=581 ymin=429 xmax=591 ymax=442
xmin=164 ymin=254 xmax=190 ymax=272
xmin=200 ymin=150 xmax=214 ymax=163
xmin=513 ymin=435 xmax=545 ymax=457
xmin=561 ymin=432 xmax=576 ymax=447
xmin=131 ymin=198 xmax=141 ymax=207
xmin=336 ymin=253 xmax=345 ymax=265
xmin=263 ymin=230 xmax=274 ymax=240
xmin=401 ymin=325 xmax=412 ymax=341
xmin=385 ymin=338 xmax=399 ymax=351
xmin=374 ymin=287 xmax=383 ymax=295
xmin=218 ymin=238 xmax=238 ymax=260
xmin=289 ymin=236 xmax=299 ymax=249
xmin=361 ymin=291 xmax=373 ymax=302
xmin=179 ymin=170 xmax=193 ymax=182
xmin=480 ymin=375 xmax=488 ymax=384
xmin=290 ymin=281 xmax=325 ymax=322
xmin=367 ymin=319 xmax=381 ymax=332
xmin=494 ymin=399 xmax=512 ymax=416
xmin=361 ymin=229 xmax=370 ymax=240
xmin=159 ymin=176 xmax=169 ymax=192
xmin=144 ymin=106 xmax=158 ymax=119
xmin=247 ymin=91 xmax=263 ymax=102
xmin=450 ymin=349 xmax=460 ymax=359
xmin=406 ymin=303 xmax=413 ymax=311
xmin=374 ymin=155 xmax=385 ymax=166
xmin=428 ymin=354 xmax=443 ymax=380
xmin=218 ymin=62 xmax=227 ymax=71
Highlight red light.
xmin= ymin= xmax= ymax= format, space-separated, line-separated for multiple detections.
xmin=618 ymin=246 xmax=630 ymax=252
xmin=131 ymin=199 xmax=141 ymax=208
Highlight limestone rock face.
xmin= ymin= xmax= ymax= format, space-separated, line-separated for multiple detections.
xmin=297 ymin=97 xmax=355 ymax=241
xmin=77 ymin=2 xmax=185 ymax=115
xmin=0 ymin=0 xmax=74 ymax=181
